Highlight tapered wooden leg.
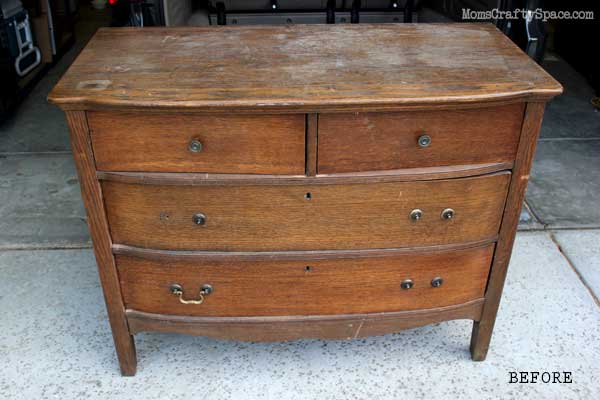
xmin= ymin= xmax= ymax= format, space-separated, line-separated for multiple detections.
xmin=113 ymin=331 xmax=137 ymax=376
xmin=470 ymin=320 xmax=490 ymax=361
xmin=66 ymin=111 xmax=138 ymax=376
xmin=469 ymin=102 xmax=547 ymax=362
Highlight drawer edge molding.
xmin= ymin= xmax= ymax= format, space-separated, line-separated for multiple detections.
xmin=97 ymin=162 xmax=513 ymax=186
xmin=112 ymin=238 xmax=498 ymax=262
xmin=126 ymin=298 xmax=484 ymax=340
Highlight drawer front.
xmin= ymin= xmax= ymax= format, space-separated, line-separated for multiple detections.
xmin=117 ymin=244 xmax=493 ymax=317
xmin=88 ymin=112 xmax=306 ymax=174
xmin=318 ymin=104 xmax=524 ymax=174
xmin=103 ymin=172 xmax=510 ymax=251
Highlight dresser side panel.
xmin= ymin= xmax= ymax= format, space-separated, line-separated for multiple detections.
xmin=65 ymin=111 xmax=137 ymax=375
xmin=470 ymin=101 xmax=546 ymax=360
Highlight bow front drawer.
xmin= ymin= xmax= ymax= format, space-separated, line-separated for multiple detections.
xmin=318 ymin=104 xmax=524 ymax=174
xmin=87 ymin=112 xmax=306 ymax=174
xmin=117 ymin=244 xmax=494 ymax=317
xmin=102 ymin=172 xmax=510 ymax=251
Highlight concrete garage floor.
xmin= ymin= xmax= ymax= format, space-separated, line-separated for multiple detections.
xmin=1 ymin=8 xmax=599 ymax=399
xmin=1 ymin=233 xmax=599 ymax=399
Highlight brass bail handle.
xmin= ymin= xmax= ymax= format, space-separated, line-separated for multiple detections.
xmin=170 ymin=283 xmax=213 ymax=305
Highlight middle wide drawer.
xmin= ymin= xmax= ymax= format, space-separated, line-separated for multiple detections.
xmin=103 ymin=172 xmax=510 ymax=251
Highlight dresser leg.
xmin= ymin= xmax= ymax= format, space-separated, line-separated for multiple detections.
xmin=470 ymin=103 xmax=548 ymax=362
xmin=65 ymin=111 xmax=138 ymax=376
xmin=469 ymin=320 xmax=491 ymax=361
xmin=114 ymin=333 xmax=137 ymax=376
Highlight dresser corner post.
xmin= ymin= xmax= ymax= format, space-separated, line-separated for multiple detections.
xmin=469 ymin=101 xmax=547 ymax=361
xmin=65 ymin=110 xmax=138 ymax=376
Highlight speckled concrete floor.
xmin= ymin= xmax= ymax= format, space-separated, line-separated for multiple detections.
xmin=0 ymin=232 xmax=598 ymax=399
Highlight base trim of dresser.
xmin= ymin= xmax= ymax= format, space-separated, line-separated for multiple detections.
xmin=125 ymin=299 xmax=484 ymax=341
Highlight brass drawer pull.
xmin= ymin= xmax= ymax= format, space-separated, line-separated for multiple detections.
xmin=170 ymin=283 xmax=213 ymax=305
xmin=417 ymin=134 xmax=431 ymax=148
xmin=188 ymin=139 xmax=203 ymax=153
xmin=441 ymin=208 xmax=454 ymax=220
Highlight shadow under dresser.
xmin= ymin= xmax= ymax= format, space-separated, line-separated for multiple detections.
xmin=48 ymin=23 xmax=562 ymax=375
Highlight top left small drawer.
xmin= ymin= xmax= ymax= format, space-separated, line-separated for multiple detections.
xmin=87 ymin=112 xmax=306 ymax=174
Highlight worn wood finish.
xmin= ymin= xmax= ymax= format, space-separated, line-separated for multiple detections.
xmin=103 ymin=172 xmax=510 ymax=251
xmin=65 ymin=111 xmax=137 ymax=376
xmin=470 ymin=102 xmax=546 ymax=361
xmin=49 ymin=24 xmax=562 ymax=374
xmin=126 ymin=298 xmax=485 ymax=341
xmin=306 ymin=114 xmax=318 ymax=176
xmin=318 ymin=104 xmax=524 ymax=173
xmin=111 ymin=238 xmax=497 ymax=262
xmin=117 ymin=244 xmax=493 ymax=317
xmin=88 ymin=112 xmax=305 ymax=174
xmin=97 ymin=162 xmax=513 ymax=186
xmin=47 ymin=25 xmax=561 ymax=112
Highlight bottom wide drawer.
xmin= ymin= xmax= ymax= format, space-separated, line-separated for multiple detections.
xmin=116 ymin=244 xmax=494 ymax=317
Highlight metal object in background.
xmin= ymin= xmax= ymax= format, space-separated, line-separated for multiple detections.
xmin=109 ymin=0 xmax=158 ymax=27
xmin=0 ymin=0 xmax=41 ymax=77
xmin=129 ymin=0 xmax=155 ymax=26
xmin=196 ymin=0 xmax=419 ymax=26
xmin=437 ymin=0 xmax=548 ymax=63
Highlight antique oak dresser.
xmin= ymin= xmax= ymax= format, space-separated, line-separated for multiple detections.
xmin=49 ymin=24 xmax=561 ymax=375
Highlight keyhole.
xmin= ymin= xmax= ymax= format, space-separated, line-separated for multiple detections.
xmin=305 ymin=266 xmax=312 ymax=272
xmin=304 ymin=192 xmax=312 ymax=200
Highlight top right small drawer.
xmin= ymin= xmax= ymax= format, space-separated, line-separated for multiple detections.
xmin=317 ymin=103 xmax=525 ymax=174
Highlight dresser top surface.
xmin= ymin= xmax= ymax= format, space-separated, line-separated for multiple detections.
xmin=48 ymin=24 xmax=561 ymax=111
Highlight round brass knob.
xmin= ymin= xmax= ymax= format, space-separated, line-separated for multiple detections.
xmin=410 ymin=209 xmax=423 ymax=221
xmin=192 ymin=213 xmax=207 ymax=226
xmin=417 ymin=134 xmax=431 ymax=148
xmin=401 ymin=279 xmax=414 ymax=290
xmin=441 ymin=208 xmax=455 ymax=220
xmin=188 ymin=139 xmax=203 ymax=153
xmin=431 ymin=277 xmax=443 ymax=288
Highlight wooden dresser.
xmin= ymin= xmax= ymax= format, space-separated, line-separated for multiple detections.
xmin=49 ymin=24 xmax=562 ymax=375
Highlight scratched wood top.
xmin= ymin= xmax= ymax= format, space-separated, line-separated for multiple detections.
xmin=48 ymin=24 xmax=561 ymax=111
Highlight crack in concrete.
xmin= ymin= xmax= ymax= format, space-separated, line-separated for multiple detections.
xmin=549 ymin=231 xmax=600 ymax=308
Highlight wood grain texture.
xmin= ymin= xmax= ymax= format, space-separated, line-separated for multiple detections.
xmin=126 ymin=298 xmax=485 ymax=341
xmin=306 ymin=114 xmax=318 ymax=176
xmin=88 ymin=112 xmax=305 ymax=174
xmin=103 ymin=172 xmax=510 ymax=251
xmin=47 ymin=24 xmax=562 ymax=112
xmin=65 ymin=111 xmax=137 ymax=376
xmin=470 ymin=102 xmax=546 ymax=361
xmin=111 ymin=238 xmax=498 ymax=262
xmin=117 ymin=244 xmax=493 ymax=317
xmin=318 ymin=104 xmax=524 ymax=173
xmin=97 ymin=162 xmax=514 ymax=186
